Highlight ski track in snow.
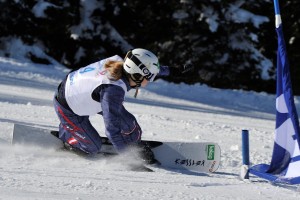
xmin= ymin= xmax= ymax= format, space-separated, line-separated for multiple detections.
xmin=0 ymin=58 xmax=300 ymax=199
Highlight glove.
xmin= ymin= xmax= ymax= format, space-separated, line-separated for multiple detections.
xmin=137 ymin=142 xmax=159 ymax=165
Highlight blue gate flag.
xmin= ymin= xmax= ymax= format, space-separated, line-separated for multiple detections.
xmin=249 ymin=0 xmax=300 ymax=184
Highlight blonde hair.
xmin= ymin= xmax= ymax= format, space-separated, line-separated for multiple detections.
xmin=104 ymin=60 xmax=124 ymax=80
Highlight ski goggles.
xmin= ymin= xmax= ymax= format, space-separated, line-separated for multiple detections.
xmin=130 ymin=73 xmax=145 ymax=86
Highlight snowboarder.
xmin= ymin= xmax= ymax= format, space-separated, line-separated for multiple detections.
xmin=53 ymin=48 xmax=191 ymax=164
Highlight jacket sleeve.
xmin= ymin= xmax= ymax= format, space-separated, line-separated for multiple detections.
xmin=158 ymin=64 xmax=194 ymax=78
xmin=100 ymin=85 xmax=142 ymax=152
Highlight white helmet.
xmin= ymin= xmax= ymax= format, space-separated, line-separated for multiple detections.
xmin=123 ymin=48 xmax=160 ymax=82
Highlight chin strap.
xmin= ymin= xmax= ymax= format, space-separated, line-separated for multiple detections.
xmin=129 ymin=74 xmax=142 ymax=98
xmin=134 ymin=87 xmax=139 ymax=98
xmin=131 ymin=84 xmax=140 ymax=98
xmin=129 ymin=83 xmax=140 ymax=98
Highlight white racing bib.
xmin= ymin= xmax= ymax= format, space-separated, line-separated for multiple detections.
xmin=65 ymin=55 xmax=127 ymax=116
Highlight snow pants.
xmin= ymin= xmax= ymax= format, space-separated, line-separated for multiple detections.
xmin=53 ymin=97 xmax=102 ymax=154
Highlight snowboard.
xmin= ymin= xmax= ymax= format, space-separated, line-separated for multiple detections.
xmin=12 ymin=123 xmax=221 ymax=173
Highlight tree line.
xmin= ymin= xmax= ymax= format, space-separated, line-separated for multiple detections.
xmin=0 ymin=0 xmax=299 ymax=94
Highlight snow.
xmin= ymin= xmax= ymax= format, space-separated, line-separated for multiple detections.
xmin=32 ymin=0 xmax=59 ymax=18
xmin=228 ymin=2 xmax=269 ymax=28
xmin=1 ymin=57 xmax=300 ymax=199
xmin=69 ymin=0 xmax=100 ymax=36
xmin=202 ymin=6 xmax=219 ymax=33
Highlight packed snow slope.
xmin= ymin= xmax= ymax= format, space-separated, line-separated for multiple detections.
xmin=0 ymin=57 xmax=300 ymax=199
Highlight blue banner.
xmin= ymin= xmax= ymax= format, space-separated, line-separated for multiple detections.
xmin=249 ymin=0 xmax=300 ymax=184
